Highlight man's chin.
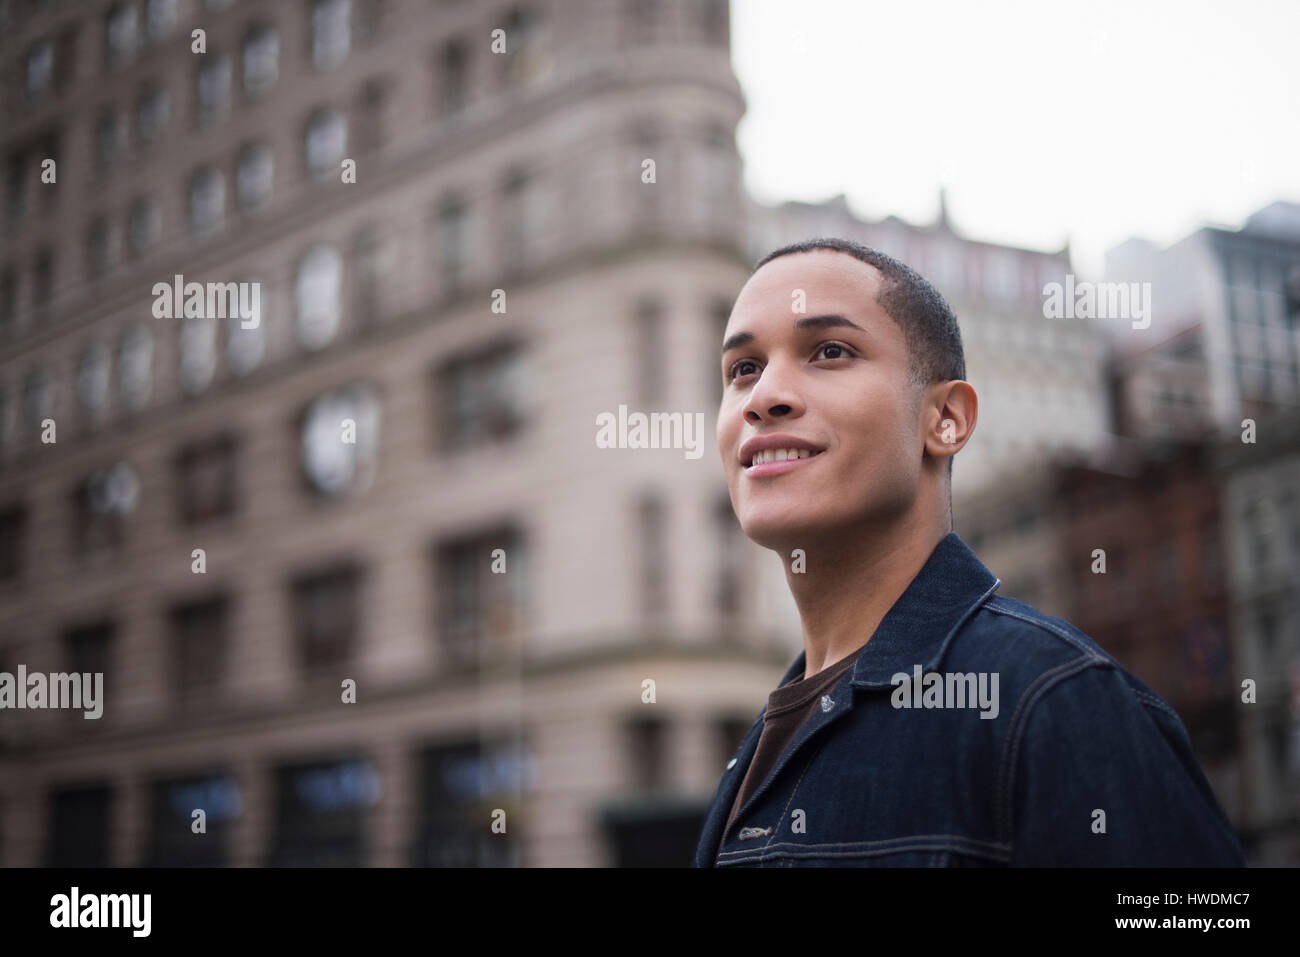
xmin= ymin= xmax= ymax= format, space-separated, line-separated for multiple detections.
xmin=738 ymin=512 xmax=831 ymax=553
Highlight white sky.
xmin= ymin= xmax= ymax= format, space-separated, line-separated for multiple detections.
xmin=731 ymin=0 xmax=1300 ymax=277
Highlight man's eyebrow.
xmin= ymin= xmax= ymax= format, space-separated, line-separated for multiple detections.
xmin=795 ymin=314 xmax=868 ymax=335
xmin=720 ymin=330 xmax=754 ymax=354
xmin=720 ymin=314 xmax=868 ymax=356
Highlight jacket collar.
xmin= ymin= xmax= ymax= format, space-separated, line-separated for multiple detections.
xmin=695 ymin=532 xmax=1000 ymax=866
xmin=773 ymin=531 xmax=1001 ymax=692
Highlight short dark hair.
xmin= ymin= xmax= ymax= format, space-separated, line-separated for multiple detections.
xmin=753 ymin=237 xmax=966 ymax=386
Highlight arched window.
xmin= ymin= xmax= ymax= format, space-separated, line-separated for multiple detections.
xmin=189 ymin=167 xmax=225 ymax=236
xmin=227 ymin=278 xmax=267 ymax=376
xmin=311 ymin=0 xmax=351 ymax=70
xmin=242 ymin=26 xmax=279 ymax=98
xmin=179 ymin=314 xmax=218 ymax=395
xmin=236 ymin=143 xmax=274 ymax=211
xmin=196 ymin=52 xmax=231 ymax=125
xmin=295 ymin=245 xmax=343 ymax=349
xmin=305 ymin=108 xmax=346 ymax=178
xmin=118 ymin=322 xmax=154 ymax=411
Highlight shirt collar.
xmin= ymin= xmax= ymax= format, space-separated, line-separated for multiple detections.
xmin=774 ymin=531 xmax=1001 ymax=692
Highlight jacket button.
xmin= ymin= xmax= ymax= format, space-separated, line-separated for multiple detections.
xmin=726 ymin=757 xmax=738 ymax=769
xmin=821 ymin=694 xmax=834 ymax=712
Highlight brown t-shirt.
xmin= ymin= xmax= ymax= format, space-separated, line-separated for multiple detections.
xmin=722 ymin=643 xmax=867 ymax=840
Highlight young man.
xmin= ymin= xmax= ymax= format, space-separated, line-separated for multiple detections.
xmin=693 ymin=237 xmax=1246 ymax=867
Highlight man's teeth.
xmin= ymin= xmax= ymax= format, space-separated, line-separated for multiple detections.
xmin=750 ymin=448 xmax=815 ymax=466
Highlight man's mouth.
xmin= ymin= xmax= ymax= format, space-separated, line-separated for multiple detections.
xmin=745 ymin=448 xmax=825 ymax=474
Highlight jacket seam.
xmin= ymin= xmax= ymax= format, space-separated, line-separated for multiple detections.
xmin=765 ymin=735 xmax=831 ymax=852
xmin=983 ymin=598 xmax=1099 ymax=658
xmin=1130 ymin=686 xmax=1185 ymax=724
xmin=996 ymin=654 xmax=1111 ymax=848
xmin=717 ymin=837 xmax=1012 ymax=864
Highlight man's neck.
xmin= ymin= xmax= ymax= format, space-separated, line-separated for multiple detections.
xmin=783 ymin=513 xmax=949 ymax=677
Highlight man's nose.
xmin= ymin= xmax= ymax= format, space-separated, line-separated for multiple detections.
xmin=741 ymin=360 xmax=803 ymax=423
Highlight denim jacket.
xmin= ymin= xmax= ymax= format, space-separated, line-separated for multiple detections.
xmin=693 ymin=532 xmax=1247 ymax=867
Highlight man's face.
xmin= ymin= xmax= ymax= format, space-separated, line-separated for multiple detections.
xmin=716 ymin=250 xmax=927 ymax=550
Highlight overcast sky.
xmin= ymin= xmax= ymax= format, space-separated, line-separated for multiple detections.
xmin=731 ymin=0 xmax=1300 ymax=277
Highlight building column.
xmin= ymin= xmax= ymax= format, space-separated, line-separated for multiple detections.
xmin=370 ymin=739 xmax=413 ymax=867
xmin=111 ymin=773 xmax=146 ymax=867
xmin=230 ymin=758 xmax=269 ymax=867
xmin=0 ymin=773 xmax=44 ymax=866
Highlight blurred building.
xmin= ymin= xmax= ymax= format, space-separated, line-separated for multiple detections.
xmin=954 ymin=435 xmax=1244 ymax=848
xmin=748 ymin=190 xmax=1114 ymax=498
xmin=0 ymin=0 xmax=794 ymax=867
xmin=1056 ymin=439 xmax=1240 ymax=824
xmin=960 ymin=201 xmax=1300 ymax=864
xmin=1218 ymin=409 xmax=1300 ymax=865
xmin=1105 ymin=200 xmax=1300 ymax=441
xmin=1100 ymin=201 xmax=1300 ymax=863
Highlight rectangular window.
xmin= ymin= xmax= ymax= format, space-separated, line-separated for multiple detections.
xmin=291 ymin=562 xmax=362 ymax=671
xmin=66 ymin=621 xmax=114 ymax=683
xmin=270 ymin=755 xmax=376 ymax=866
xmin=411 ymin=739 xmax=528 ymax=866
xmin=146 ymin=772 xmax=239 ymax=866
xmin=71 ymin=469 xmax=128 ymax=555
xmin=433 ymin=525 xmax=526 ymax=666
xmin=626 ymin=715 xmax=667 ymax=791
xmin=0 ymin=504 xmax=28 ymax=582
xmin=46 ymin=784 xmax=113 ymax=867
xmin=169 ymin=595 xmax=229 ymax=697
xmin=175 ymin=433 xmax=238 ymax=524
xmin=437 ymin=341 xmax=527 ymax=451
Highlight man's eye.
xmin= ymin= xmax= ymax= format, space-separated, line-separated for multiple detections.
xmin=815 ymin=342 xmax=853 ymax=360
xmin=727 ymin=359 xmax=759 ymax=381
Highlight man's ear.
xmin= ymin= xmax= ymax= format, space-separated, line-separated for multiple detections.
xmin=922 ymin=380 xmax=977 ymax=464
